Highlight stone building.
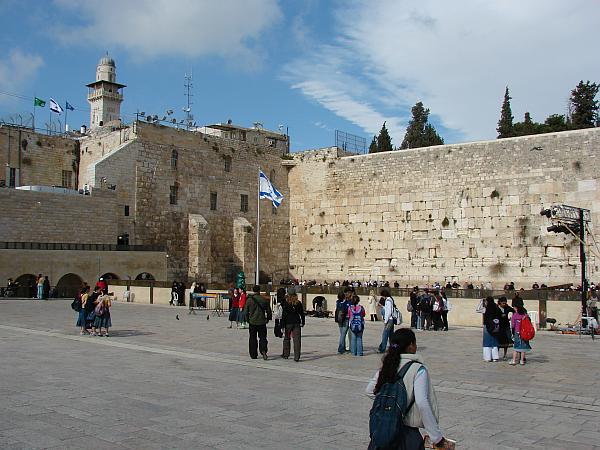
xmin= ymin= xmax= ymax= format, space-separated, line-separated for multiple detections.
xmin=288 ymin=128 xmax=600 ymax=287
xmin=0 ymin=124 xmax=79 ymax=189
xmin=78 ymin=120 xmax=291 ymax=284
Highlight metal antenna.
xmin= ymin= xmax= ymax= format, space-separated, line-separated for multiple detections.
xmin=184 ymin=70 xmax=194 ymax=130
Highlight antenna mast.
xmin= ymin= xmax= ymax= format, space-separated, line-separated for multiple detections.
xmin=183 ymin=70 xmax=194 ymax=130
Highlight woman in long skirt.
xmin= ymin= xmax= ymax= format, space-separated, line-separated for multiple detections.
xmin=497 ymin=296 xmax=514 ymax=360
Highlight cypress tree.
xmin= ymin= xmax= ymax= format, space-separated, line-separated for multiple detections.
xmin=570 ymin=80 xmax=599 ymax=129
xmin=368 ymin=136 xmax=378 ymax=153
xmin=497 ymin=86 xmax=515 ymax=138
xmin=376 ymin=122 xmax=393 ymax=152
xmin=400 ymin=102 xmax=444 ymax=149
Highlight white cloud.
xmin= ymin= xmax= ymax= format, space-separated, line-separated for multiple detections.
xmin=53 ymin=0 xmax=282 ymax=66
xmin=285 ymin=0 xmax=600 ymax=143
xmin=0 ymin=49 xmax=43 ymax=95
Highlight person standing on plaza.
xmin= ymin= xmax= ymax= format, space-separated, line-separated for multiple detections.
xmin=477 ymin=296 xmax=501 ymax=362
xmin=76 ymin=286 xmax=90 ymax=335
xmin=497 ymin=296 xmax=514 ymax=360
xmin=85 ymin=286 xmax=102 ymax=334
xmin=587 ymin=290 xmax=599 ymax=321
xmin=42 ymin=275 xmax=50 ymax=300
xmin=242 ymin=285 xmax=272 ymax=360
xmin=367 ymin=289 xmax=379 ymax=321
xmin=228 ymin=287 xmax=240 ymax=328
xmin=93 ymin=294 xmax=112 ymax=337
xmin=281 ymin=291 xmax=305 ymax=361
xmin=510 ymin=297 xmax=532 ymax=365
xmin=348 ymin=295 xmax=366 ymax=356
xmin=378 ymin=288 xmax=395 ymax=353
xmin=36 ymin=274 xmax=44 ymax=299
xmin=238 ymin=288 xmax=248 ymax=328
xmin=440 ymin=290 xmax=450 ymax=331
xmin=420 ymin=289 xmax=433 ymax=330
xmin=431 ymin=291 xmax=444 ymax=331
xmin=366 ymin=328 xmax=448 ymax=449
xmin=335 ymin=288 xmax=353 ymax=354
xmin=409 ymin=286 xmax=419 ymax=328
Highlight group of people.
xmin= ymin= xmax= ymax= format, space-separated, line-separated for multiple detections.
xmin=227 ymin=287 xmax=248 ymax=328
xmin=477 ymin=295 xmax=532 ymax=365
xmin=73 ymin=279 xmax=113 ymax=337
xmin=408 ymin=287 xmax=450 ymax=331
xmin=235 ymin=285 xmax=306 ymax=362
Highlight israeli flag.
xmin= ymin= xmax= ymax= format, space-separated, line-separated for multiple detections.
xmin=259 ymin=170 xmax=284 ymax=208
xmin=49 ymin=98 xmax=63 ymax=114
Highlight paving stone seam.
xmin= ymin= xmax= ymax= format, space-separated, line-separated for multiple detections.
xmin=1 ymin=323 xmax=598 ymax=414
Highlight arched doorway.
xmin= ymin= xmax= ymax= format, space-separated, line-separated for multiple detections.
xmin=14 ymin=273 xmax=36 ymax=298
xmin=135 ymin=272 xmax=155 ymax=281
xmin=56 ymin=273 xmax=84 ymax=298
xmin=100 ymin=273 xmax=119 ymax=281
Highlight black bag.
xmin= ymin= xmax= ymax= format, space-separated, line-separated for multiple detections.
xmin=274 ymin=319 xmax=283 ymax=338
xmin=71 ymin=298 xmax=82 ymax=312
xmin=334 ymin=302 xmax=347 ymax=323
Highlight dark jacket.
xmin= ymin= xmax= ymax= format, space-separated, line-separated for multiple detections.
xmin=483 ymin=304 xmax=502 ymax=334
xmin=243 ymin=294 xmax=272 ymax=326
xmin=281 ymin=301 xmax=305 ymax=327
xmin=85 ymin=292 xmax=99 ymax=313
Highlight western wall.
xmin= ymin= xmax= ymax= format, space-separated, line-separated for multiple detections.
xmin=288 ymin=128 xmax=600 ymax=288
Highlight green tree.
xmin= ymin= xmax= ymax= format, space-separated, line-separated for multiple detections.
xmin=376 ymin=122 xmax=393 ymax=152
xmin=543 ymin=114 xmax=569 ymax=133
xmin=497 ymin=86 xmax=515 ymax=138
xmin=514 ymin=112 xmax=541 ymax=136
xmin=368 ymin=136 xmax=377 ymax=154
xmin=570 ymin=80 xmax=599 ymax=129
xmin=400 ymin=102 xmax=444 ymax=149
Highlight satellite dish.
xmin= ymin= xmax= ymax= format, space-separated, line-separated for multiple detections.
xmin=180 ymin=119 xmax=184 ymax=124
xmin=146 ymin=116 xmax=152 ymax=122
xmin=161 ymin=116 xmax=166 ymax=121
xmin=171 ymin=118 xmax=177 ymax=124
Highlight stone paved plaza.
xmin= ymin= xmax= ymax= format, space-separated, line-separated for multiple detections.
xmin=0 ymin=299 xmax=599 ymax=450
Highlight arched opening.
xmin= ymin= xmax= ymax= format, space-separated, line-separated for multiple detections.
xmin=14 ymin=273 xmax=37 ymax=298
xmin=135 ymin=272 xmax=155 ymax=281
xmin=100 ymin=273 xmax=119 ymax=281
xmin=56 ymin=273 xmax=84 ymax=298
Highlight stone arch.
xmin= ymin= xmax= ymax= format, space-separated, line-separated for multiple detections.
xmin=100 ymin=272 xmax=119 ymax=281
xmin=135 ymin=272 xmax=155 ymax=281
xmin=56 ymin=273 xmax=84 ymax=298
xmin=14 ymin=273 xmax=36 ymax=297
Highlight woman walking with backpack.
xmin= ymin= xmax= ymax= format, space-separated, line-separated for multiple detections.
xmin=93 ymin=294 xmax=112 ymax=337
xmin=348 ymin=295 xmax=365 ymax=356
xmin=366 ymin=328 xmax=449 ymax=449
xmin=510 ymin=297 xmax=532 ymax=365
xmin=281 ymin=292 xmax=305 ymax=361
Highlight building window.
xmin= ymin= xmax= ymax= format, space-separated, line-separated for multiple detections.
xmin=124 ymin=205 xmax=130 ymax=216
xmin=170 ymin=185 xmax=178 ymax=205
xmin=61 ymin=170 xmax=73 ymax=189
xmin=9 ymin=168 xmax=16 ymax=187
xmin=210 ymin=192 xmax=217 ymax=210
xmin=240 ymin=194 xmax=249 ymax=212
xmin=224 ymin=155 xmax=232 ymax=172
xmin=170 ymin=149 xmax=178 ymax=169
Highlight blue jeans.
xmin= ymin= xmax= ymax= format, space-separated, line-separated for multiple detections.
xmin=37 ymin=285 xmax=43 ymax=299
xmin=338 ymin=321 xmax=349 ymax=353
xmin=350 ymin=331 xmax=363 ymax=356
xmin=378 ymin=321 xmax=394 ymax=353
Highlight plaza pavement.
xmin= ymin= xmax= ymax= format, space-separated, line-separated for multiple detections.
xmin=0 ymin=298 xmax=599 ymax=450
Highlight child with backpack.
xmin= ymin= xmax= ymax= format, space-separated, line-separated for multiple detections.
xmin=510 ymin=296 xmax=532 ymax=365
xmin=93 ymin=294 xmax=112 ymax=337
xmin=348 ymin=295 xmax=366 ymax=356
xmin=366 ymin=328 xmax=449 ymax=449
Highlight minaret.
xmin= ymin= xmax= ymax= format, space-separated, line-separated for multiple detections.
xmin=86 ymin=54 xmax=126 ymax=129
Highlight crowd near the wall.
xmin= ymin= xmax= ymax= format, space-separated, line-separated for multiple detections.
xmin=70 ymin=278 xmax=113 ymax=337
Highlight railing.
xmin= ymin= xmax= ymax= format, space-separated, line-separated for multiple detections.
xmin=0 ymin=242 xmax=165 ymax=252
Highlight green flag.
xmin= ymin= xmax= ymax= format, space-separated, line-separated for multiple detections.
xmin=34 ymin=97 xmax=46 ymax=107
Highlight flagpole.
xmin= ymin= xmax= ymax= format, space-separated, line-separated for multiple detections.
xmin=255 ymin=167 xmax=260 ymax=286
xmin=64 ymin=102 xmax=68 ymax=133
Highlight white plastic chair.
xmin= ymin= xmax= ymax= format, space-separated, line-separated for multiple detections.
xmin=527 ymin=311 xmax=539 ymax=330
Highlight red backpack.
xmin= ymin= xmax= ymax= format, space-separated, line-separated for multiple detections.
xmin=520 ymin=315 xmax=535 ymax=341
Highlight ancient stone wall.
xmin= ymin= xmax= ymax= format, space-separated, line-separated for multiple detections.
xmin=0 ymin=187 xmax=118 ymax=244
xmin=0 ymin=126 xmax=78 ymax=188
xmin=288 ymin=128 xmax=600 ymax=288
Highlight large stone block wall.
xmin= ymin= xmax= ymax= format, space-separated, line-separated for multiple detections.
xmin=0 ymin=126 xmax=78 ymax=188
xmin=0 ymin=187 xmax=118 ymax=244
xmin=288 ymin=128 xmax=600 ymax=288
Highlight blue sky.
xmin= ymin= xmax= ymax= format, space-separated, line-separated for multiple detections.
xmin=0 ymin=0 xmax=599 ymax=152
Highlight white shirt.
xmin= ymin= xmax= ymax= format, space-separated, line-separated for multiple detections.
xmin=383 ymin=297 xmax=393 ymax=324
